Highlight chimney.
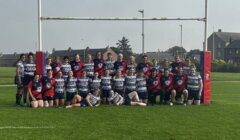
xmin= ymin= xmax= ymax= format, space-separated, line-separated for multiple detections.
xmin=218 ymin=29 xmax=222 ymax=32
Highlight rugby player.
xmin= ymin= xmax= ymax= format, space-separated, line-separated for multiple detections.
xmin=89 ymin=72 xmax=101 ymax=92
xmin=65 ymin=70 xmax=77 ymax=105
xmin=104 ymin=52 xmax=115 ymax=76
xmin=93 ymin=51 xmax=105 ymax=77
xmin=54 ymin=71 xmax=65 ymax=107
xmin=127 ymin=55 xmax=137 ymax=73
xmin=42 ymin=70 xmax=55 ymax=107
xmin=136 ymin=55 xmax=151 ymax=77
xmin=112 ymin=69 xmax=125 ymax=96
xmin=83 ymin=54 xmax=94 ymax=79
xmin=136 ymin=71 xmax=148 ymax=104
xmin=71 ymin=53 xmax=84 ymax=78
xmin=100 ymin=69 xmax=112 ymax=103
xmin=170 ymin=55 xmax=184 ymax=74
xmin=51 ymin=56 xmax=61 ymax=78
xmin=77 ymin=71 xmax=90 ymax=99
xmin=28 ymin=74 xmax=43 ymax=108
xmin=61 ymin=56 xmax=71 ymax=81
xmin=114 ymin=53 xmax=128 ymax=76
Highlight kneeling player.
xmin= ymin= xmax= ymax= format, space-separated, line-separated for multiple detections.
xmin=173 ymin=67 xmax=188 ymax=105
xmin=187 ymin=67 xmax=203 ymax=105
xmin=65 ymin=89 xmax=101 ymax=108
xmin=107 ymin=90 xmax=146 ymax=106
xmin=28 ymin=74 xmax=43 ymax=108
xmin=42 ymin=70 xmax=55 ymax=107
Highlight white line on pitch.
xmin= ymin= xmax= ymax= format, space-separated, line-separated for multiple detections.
xmin=0 ymin=126 xmax=54 ymax=129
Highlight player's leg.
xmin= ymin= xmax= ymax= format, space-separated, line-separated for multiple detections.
xmin=128 ymin=91 xmax=139 ymax=102
xmin=59 ymin=93 xmax=65 ymax=106
xmin=183 ymin=89 xmax=188 ymax=105
xmin=48 ymin=97 xmax=54 ymax=107
xmin=54 ymin=93 xmax=59 ymax=107
xmin=194 ymin=90 xmax=201 ymax=105
xmin=38 ymin=100 xmax=44 ymax=108
xmin=170 ymin=89 xmax=176 ymax=103
xmin=31 ymin=101 xmax=38 ymax=108
xmin=187 ymin=90 xmax=194 ymax=105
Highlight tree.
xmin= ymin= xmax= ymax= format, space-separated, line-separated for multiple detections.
xmin=186 ymin=49 xmax=201 ymax=60
xmin=166 ymin=46 xmax=187 ymax=56
xmin=116 ymin=36 xmax=133 ymax=60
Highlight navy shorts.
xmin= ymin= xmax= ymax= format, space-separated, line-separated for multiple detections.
xmin=188 ymin=90 xmax=200 ymax=100
xmin=115 ymin=89 xmax=124 ymax=96
xmin=102 ymin=89 xmax=111 ymax=98
xmin=137 ymin=91 xmax=148 ymax=99
xmin=125 ymin=89 xmax=135 ymax=95
xmin=124 ymin=96 xmax=131 ymax=105
xmin=54 ymin=92 xmax=64 ymax=100
xmin=43 ymin=96 xmax=54 ymax=101
xmin=66 ymin=92 xmax=76 ymax=102
xmin=23 ymin=75 xmax=34 ymax=86
xmin=78 ymin=91 xmax=89 ymax=99
xmin=29 ymin=97 xmax=42 ymax=102
xmin=79 ymin=100 xmax=87 ymax=107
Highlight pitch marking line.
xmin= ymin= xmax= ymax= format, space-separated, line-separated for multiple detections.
xmin=0 ymin=126 xmax=54 ymax=129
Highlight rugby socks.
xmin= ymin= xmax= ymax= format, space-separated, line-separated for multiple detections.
xmin=16 ymin=93 xmax=22 ymax=105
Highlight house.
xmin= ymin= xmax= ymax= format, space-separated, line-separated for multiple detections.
xmin=145 ymin=51 xmax=175 ymax=62
xmin=207 ymin=29 xmax=240 ymax=60
xmin=224 ymin=40 xmax=240 ymax=64
xmin=51 ymin=46 xmax=118 ymax=61
xmin=0 ymin=53 xmax=20 ymax=67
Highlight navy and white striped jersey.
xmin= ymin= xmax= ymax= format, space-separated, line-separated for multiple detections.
xmin=187 ymin=74 xmax=202 ymax=91
xmin=16 ymin=61 xmax=25 ymax=77
xmin=24 ymin=62 xmax=36 ymax=76
xmin=113 ymin=77 xmax=125 ymax=90
xmin=105 ymin=60 xmax=115 ymax=75
xmin=89 ymin=79 xmax=101 ymax=91
xmin=83 ymin=62 xmax=94 ymax=78
xmin=136 ymin=77 xmax=147 ymax=93
xmin=54 ymin=78 xmax=65 ymax=93
xmin=108 ymin=92 xmax=123 ymax=104
xmin=125 ymin=75 xmax=137 ymax=91
xmin=77 ymin=78 xmax=89 ymax=92
xmin=101 ymin=76 xmax=112 ymax=90
xmin=66 ymin=78 xmax=77 ymax=93
xmin=61 ymin=63 xmax=71 ymax=80
xmin=89 ymin=93 xmax=100 ymax=106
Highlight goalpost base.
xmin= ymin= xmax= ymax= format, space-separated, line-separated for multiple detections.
xmin=36 ymin=51 xmax=46 ymax=76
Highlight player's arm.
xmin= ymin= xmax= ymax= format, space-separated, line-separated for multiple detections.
xmin=95 ymin=100 xmax=101 ymax=107
xmin=198 ymin=79 xmax=203 ymax=96
xmin=28 ymin=82 xmax=36 ymax=101
xmin=86 ymin=95 xmax=93 ymax=107
xmin=116 ymin=95 xmax=124 ymax=106
xmin=16 ymin=65 xmax=22 ymax=85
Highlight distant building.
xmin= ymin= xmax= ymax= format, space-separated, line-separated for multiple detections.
xmin=52 ymin=46 xmax=118 ymax=61
xmin=224 ymin=40 xmax=240 ymax=64
xmin=207 ymin=29 xmax=240 ymax=60
xmin=0 ymin=53 xmax=20 ymax=67
xmin=145 ymin=51 xmax=174 ymax=62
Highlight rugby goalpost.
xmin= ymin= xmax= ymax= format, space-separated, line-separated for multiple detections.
xmin=36 ymin=0 xmax=211 ymax=104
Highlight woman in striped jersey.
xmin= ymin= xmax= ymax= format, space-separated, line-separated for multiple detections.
xmin=136 ymin=71 xmax=148 ymax=104
xmin=83 ymin=54 xmax=94 ymax=79
xmin=124 ymin=68 xmax=137 ymax=95
xmin=89 ymin=72 xmax=101 ymax=92
xmin=54 ymin=71 xmax=65 ymax=107
xmin=65 ymin=70 xmax=77 ymax=105
xmin=108 ymin=90 xmax=146 ymax=106
xmin=100 ymin=69 xmax=112 ymax=103
xmin=77 ymin=71 xmax=90 ymax=99
xmin=127 ymin=55 xmax=137 ymax=74
xmin=112 ymin=69 xmax=125 ymax=96
xmin=104 ymin=52 xmax=115 ymax=76
xmin=61 ymin=56 xmax=72 ymax=82
xmin=65 ymin=89 xmax=101 ymax=108
xmin=187 ymin=67 xmax=203 ymax=105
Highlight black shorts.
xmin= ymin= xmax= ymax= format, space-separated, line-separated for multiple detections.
xmin=78 ymin=91 xmax=89 ymax=98
xmin=54 ymin=92 xmax=64 ymax=100
xmin=124 ymin=96 xmax=131 ymax=105
xmin=29 ymin=97 xmax=42 ymax=102
xmin=66 ymin=92 xmax=76 ymax=102
xmin=137 ymin=91 xmax=148 ymax=99
xmin=115 ymin=89 xmax=124 ymax=96
xmin=188 ymin=90 xmax=200 ymax=100
xmin=101 ymin=89 xmax=111 ymax=98
xmin=125 ymin=89 xmax=135 ymax=95
xmin=23 ymin=75 xmax=34 ymax=86
xmin=43 ymin=96 xmax=54 ymax=101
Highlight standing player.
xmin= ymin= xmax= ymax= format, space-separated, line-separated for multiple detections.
xmin=112 ymin=69 xmax=125 ymax=96
xmin=108 ymin=90 xmax=146 ymax=106
xmin=104 ymin=52 xmax=115 ymax=76
xmin=147 ymin=68 xmax=164 ymax=105
xmin=159 ymin=59 xmax=172 ymax=74
xmin=83 ymin=54 xmax=95 ymax=79
xmin=28 ymin=74 xmax=43 ymax=108
xmin=182 ymin=58 xmax=192 ymax=75
xmin=54 ymin=71 xmax=65 ymax=107
xmin=77 ymin=71 xmax=90 ymax=99
xmin=45 ymin=57 xmax=52 ymax=74
xmin=170 ymin=55 xmax=184 ymax=74
xmin=127 ymin=55 xmax=137 ymax=73
xmin=61 ymin=56 xmax=72 ymax=81
xmin=93 ymin=51 xmax=105 ymax=77
xmin=100 ymin=69 xmax=112 ymax=103
xmin=42 ymin=70 xmax=55 ymax=107
xmin=114 ymin=53 xmax=128 ymax=76
xmin=137 ymin=55 xmax=151 ymax=77
xmin=23 ymin=52 xmax=36 ymax=106
xmin=160 ymin=69 xmax=176 ymax=106
xmin=15 ymin=54 xmax=26 ymax=106
xmin=65 ymin=89 xmax=101 ymax=108
xmin=124 ymin=69 xmax=137 ymax=96
xmin=150 ymin=59 xmax=160 ymax=73
xmin=89 ymin=72 xmax=101 ymax=92
xmin=187 ymin=67 xmax=203 ymax=105
xmin=51 ymin=56 xmax=61 ymax=78
xmin=65 ymin=70 xmax=78 ymax=105
xmin=71 ymin=53 xmax=84 ymax=78
xmin=173 ymin=67 xmax=188 ymax=105
xmin=136 ymin=71 xmax=148 ymax=104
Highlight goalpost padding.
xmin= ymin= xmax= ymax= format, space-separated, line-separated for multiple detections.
xmin=200 ymin=51 xmax=211 ymax=104
xmin=36 ymin=51 xmax=46 ymax=76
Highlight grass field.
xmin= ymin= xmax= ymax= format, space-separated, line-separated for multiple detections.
xmin=0 ymin=67 xmax=240 ymax=140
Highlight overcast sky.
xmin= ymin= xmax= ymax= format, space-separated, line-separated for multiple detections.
xmin=0 ymin=0 xmax=240 ymax=54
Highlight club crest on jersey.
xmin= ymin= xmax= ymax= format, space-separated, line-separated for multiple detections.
xmin=143 ymin=67 xmax=148 ymax=72
xmin=56 ymin=67 xmax=60 ymax=71
xmin=37 ymin=87 xmax=42 ymax=92
xmin=98 ymin=63 xmax=103 ymax=68
xmin=153 ymin=81 xmax=158 ymax=86
xmin=177 ymin=80 xmax=183 ymax=85
xmin=119 ymin=66 xmax=123 ymax=71
xmin=74 ymin=66 xmax=79 ymax=71
xmin=46 ymin=83 xmax=51 ymax=89
xmin=165 ymin=80 xmax=170 ymax=86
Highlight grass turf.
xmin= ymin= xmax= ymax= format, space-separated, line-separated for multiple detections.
xmin=0 ymin=81 xmax=240 ymax=140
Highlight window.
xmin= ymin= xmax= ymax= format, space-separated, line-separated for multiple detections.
xmin=217 ymin=51 xmax=221 ymax=57
xmin=229 ymin=50 xmax=232 ymax=55
xmin=236 ymin=50 xmax=239 ymax=55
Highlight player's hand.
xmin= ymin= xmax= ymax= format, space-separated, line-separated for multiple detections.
xmin=32 ymin=97 xmax=36 ymax=101
xmin=198 ymin=92 xmax=202 ymax=97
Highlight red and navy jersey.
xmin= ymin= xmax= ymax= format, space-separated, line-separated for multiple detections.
xmin=28 ymin=81 xmax=42 ymax=99
xmin=170 ymin=62 xmax=184 ymax=74
xmin=93 ymin=59 xmax=105 ymax=76
xmin=114 ymin=60 xmax=128 ymax=75
xmin=42 ymin=77 xmax=55 ymax=97
xmin=51 ymin=62 xmax=61 ymax=77
xmin=137 ymin=62 xmax=151 ymax=76
xmin=173 ymin=74 xmax=187 ymax=92
xmin=147 ymin=74 xmax=161 ymax=93
xmin=160 ymin=75 xmax=174 ymax=92
xmin=70 ymin=60 xmax=84 ymax=78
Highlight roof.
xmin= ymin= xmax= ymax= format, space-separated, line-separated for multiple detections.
xmin=226 ymin=40 xmax=240 ymax=49
xmin=214 ymin=32 xmax=240 ymax=42
xmin=52 ymin=48 xmax=111 ymax=57
xmin=0 ymin=54 xmax=20 ymax=60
